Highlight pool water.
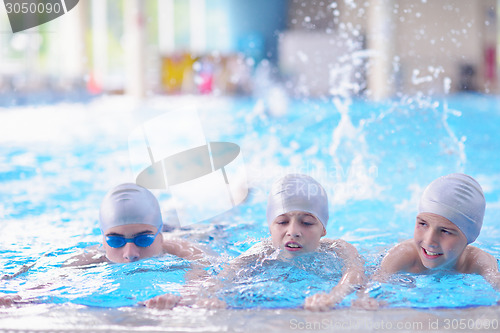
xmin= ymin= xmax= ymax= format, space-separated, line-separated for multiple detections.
xmin=218 ymin=250 xmax=346 ymax=309
xmin=1 ymin=94 xmax=500 ymax=324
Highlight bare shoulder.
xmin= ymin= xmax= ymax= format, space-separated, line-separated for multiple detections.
xmin=232 ymin=240 xmax=272 ymax=264
xmin=460 ymin=245 xmax=498 ymax=274
xmin=217 ymin=241 xmax=270 ymax=279
xmin=386 ymin=239 xmax=416 ymax=254
xmin=321 ymin=238 xmax=355 ymax=251
xmin=376 ymin=240 xmax=422 ymax=278
xmin=62 ymin=245 xmax=108 ymax=267
xmin=320 ymin=238 xmax=359 ymax=257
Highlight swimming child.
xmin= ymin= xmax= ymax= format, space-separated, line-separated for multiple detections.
xmin=145 ymin=174 xmax=366 ymax=311
xmin=374 ymin=173 xmax=500 ymax=290
xmin=0 ymin=183 xmax=207 ymax=308
xmin=65 ymin=182 xmax=206 ymax=265
xmin=271 ymin=174 xmax=366 ymax=311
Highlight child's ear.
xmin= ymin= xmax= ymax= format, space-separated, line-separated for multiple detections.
xmin=321 ymin=227 xmax=327 ymax=237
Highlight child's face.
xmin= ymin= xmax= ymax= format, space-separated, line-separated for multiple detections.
xmin=413 ymin=212 xmax=468 ymax=270
xmin=270 ymin=211 xmax=326 ymax=258
xmin=102 ymin=224 xmax=163 ymax=263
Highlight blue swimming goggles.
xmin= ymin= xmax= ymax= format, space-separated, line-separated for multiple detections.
xmin=105 ymin=229 xmax=160 ymax=248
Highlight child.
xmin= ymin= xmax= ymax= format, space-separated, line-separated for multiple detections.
xmin=64 ymin=183 xmax=205 ymax=266
xmin=374 ymin=173 xmax=500 ymax=290
xmin=145 ymin=174 xmax=366 ymax=311
xmin=1 ymin=183 xmax=206 ymax=308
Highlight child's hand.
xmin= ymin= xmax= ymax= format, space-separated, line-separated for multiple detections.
xmin=304 ymin=292 xmax=341 ymax=311
xmin=0 ymin=295 xmax=21 ymax=307
xmin=142 ymin=294 xmax=181 ymax=310
xmin=351 ymin=295 xmax=383 ymax=310
xmin=194 ymin=297 xmax=227 ymax=309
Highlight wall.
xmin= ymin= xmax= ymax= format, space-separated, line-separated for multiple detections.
xmin=392 ymin=0 xmax=494 ymax=95
xmin=340 ymin=0 xmax=498 ymax=95
xmin=284 ymin=0 xmax=498 ymax=98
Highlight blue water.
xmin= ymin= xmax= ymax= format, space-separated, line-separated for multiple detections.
xmin=218 ymin=251 xmax=346 ymax=309
xmin=370 ymin=273 xmax=500 ymax=309
xmin=1 ymin=94 xmax=500 ymax=309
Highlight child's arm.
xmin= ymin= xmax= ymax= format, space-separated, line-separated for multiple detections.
xmin=143 ymin=237 xmax=214 ymax=310
xmin=144 ymin=241 xmax=269 ymax=310
xmin=61 ymin=246 xmax=108 ymax=267
xmin=339 ymin=240 xmax=419 ymax=311
xmin=3 ymin=252 xmax=104 ymax=306
xmin=304 ymin=239 xmax=366 ymax=311
xmin=143 ymin=260 xmax=226 ymax=310
xmin=0 ymin=263 xmax=32 ymax=307
xmin=163 ymin=237 xmax=207 ymax=261
xmin=351 ymin=240 xmax=419 ymax=310
xmin=0 ymin=294 xmax=22 ymax=307
xmin=143 ymin=271 xmax=228 ymax=309
xmin=142 ymin=260 xmax=219 ymax=310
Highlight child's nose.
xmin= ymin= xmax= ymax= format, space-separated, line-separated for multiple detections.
xmin=123 ymin=242 xmax=140 ymax=262
xmin=424 ymin=229 xmax=439 ymax=247
xmin=286 ymin=221 xmax=301 ymax=237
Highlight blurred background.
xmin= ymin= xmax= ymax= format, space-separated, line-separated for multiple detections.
xmin=0 ymin=0 xmax=498 ymax=105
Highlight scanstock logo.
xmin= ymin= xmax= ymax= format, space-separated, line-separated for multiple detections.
xmin=3 ymin=0 xmax=79 ymax=33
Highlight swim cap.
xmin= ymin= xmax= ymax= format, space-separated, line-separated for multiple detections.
xmin=99 ymin=183 xmax=163 ymax=233
xmin=418 ymin=173 xmax=485 ymax=244
xmin=266 ymin=174 xmax=329 ymax=228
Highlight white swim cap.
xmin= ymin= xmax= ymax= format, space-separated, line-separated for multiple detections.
xmin=418 ymin=173 xmax=485 ymax=244
xmin=266 ymin=174 xmax=329 ymax=228
xmin=99 ymin=183 xmax=163 ymax=233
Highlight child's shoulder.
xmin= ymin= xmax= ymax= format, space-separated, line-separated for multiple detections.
xmin=320 ymin=238 xmax=350 ymax=248
xmin=321 ymin=237 xmax=363 ymax=249
xmin=229 ymin=239 xmax=273 ymax=267
xmin=389 ymin=239 xmax=416 ymax=253
xmin=379 ymin=239 xmax=423 ymax=274
xmin=239 ymin=239 xmax=274 ymax=258
xmin=385 ymin=239 xmax=420 ymax=264
xmin=459 ymin=245 xmax=498 ymax=274
xmin=319 ymin=238 xmax=360 ymax=257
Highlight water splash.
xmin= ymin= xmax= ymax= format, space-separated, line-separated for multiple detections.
xmin=328 ymin=97 xmax=381 ymax=205
xmin=441 ymin=77 xmax=467 ymax=171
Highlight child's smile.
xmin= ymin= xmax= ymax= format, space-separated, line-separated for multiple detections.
xmin=414 ymin=213 xmax=468 ymax=270
xmin=421 ymin=247 xmax=443 ymax=259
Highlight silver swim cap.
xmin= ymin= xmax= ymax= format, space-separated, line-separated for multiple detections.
xmin=266 ymin=174 xmax=329 ymax=228
xmin=99 ymin=183 xmax=163 ymax=233
xmin=418 ymin=173 xmax=485 ymax=244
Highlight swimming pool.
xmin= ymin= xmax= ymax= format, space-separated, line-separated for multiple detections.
xmin=1 ymin=94 xmax=500 ymax=331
